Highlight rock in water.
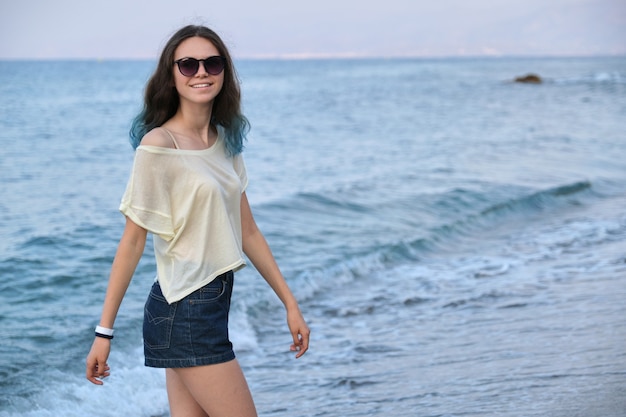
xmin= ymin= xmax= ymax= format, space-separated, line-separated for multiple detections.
xmin=514 ymin=73 xmax=542 ymax=83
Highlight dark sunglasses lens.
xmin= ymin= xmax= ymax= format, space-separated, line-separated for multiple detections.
xmin=178 ymin=59 xmax=200 ymax=76
xmin=203 ymin=57 xmax=225 ymax=75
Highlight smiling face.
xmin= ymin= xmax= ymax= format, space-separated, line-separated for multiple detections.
xmin=173 ymin=36 xmax=225 ymax=107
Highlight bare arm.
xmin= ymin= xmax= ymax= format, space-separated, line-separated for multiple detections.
xmin=86 ymin=217 xmax=147 ymax=384
xmin=240 ymin=192 xmax=310 ymax=358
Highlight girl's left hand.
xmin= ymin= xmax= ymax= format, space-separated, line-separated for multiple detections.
xmin=287 ymin=308 xmax=310 ymax=358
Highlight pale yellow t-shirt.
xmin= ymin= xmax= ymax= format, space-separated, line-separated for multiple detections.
xmin=119 ymin=128 xmax=248 ymax=304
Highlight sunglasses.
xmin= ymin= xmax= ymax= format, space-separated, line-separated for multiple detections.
xmin=174 ymin=56 xmax=226 ymax=77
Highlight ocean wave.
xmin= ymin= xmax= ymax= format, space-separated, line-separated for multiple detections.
xmin=551 ymin=71 xmax=626 ymax=85
xmin=0 ymin=348 xmax=169 ymax=417
xmin=278 ymin=179 xmax=605 ymax=297
xmin=479 ymin=180 xmax=592 ymax=218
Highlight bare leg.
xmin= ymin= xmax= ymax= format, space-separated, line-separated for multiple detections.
xmin=169 ymin=359 xmax=258 ymax=417
xmin=166 ymin=368 xmax=209 ymax=417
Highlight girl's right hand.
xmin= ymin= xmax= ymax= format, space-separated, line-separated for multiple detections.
xmin=86 ymin=337 xmax=111 ymax=385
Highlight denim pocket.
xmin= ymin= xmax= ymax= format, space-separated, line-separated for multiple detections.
xmin=187 ymin=278 xmax=232 ymax=349
xmin=143 ymin=284 xmax=177 ymax=350
xmin=192 ymin=278 xmax=227 ymax=304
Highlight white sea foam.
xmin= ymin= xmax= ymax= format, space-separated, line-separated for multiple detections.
xmin=0 ymin=348 xmax=168 ymax=417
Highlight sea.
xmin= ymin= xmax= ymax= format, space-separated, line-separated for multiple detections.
xmin=0 ymin=56 xmax=625 ymax=417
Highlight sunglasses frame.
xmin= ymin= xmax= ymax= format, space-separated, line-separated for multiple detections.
xmin=174 ymin=56 xmax=226 ymax=77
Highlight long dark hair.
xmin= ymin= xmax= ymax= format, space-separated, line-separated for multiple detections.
xmin=129 ymin=25 xmax=249 ymax=156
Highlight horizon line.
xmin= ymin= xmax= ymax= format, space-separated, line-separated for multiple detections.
xmin=1 ymin=51 xmax=625 ymax=62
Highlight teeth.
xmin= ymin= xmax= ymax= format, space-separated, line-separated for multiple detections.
xmin=193 ymin=84 xmax=211 ymax=88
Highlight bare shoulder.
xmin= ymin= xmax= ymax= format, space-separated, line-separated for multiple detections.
xmin=140 ymin=127 xmax=176 ymax=148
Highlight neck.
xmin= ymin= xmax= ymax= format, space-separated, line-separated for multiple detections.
xmin=179 ymin=98 xmax=213 ymax=123
xmin=173 ymin=101 xmax=215 ymax=144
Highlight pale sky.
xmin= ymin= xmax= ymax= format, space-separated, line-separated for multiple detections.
xmin=0 ymin=0 xmax=624 ymax=59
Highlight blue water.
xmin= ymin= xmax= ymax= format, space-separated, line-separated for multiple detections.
xmin=1 ymin=56 xmax=625 ymax=416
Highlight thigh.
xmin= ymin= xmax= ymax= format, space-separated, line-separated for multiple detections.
xmin=166 ymin=368 xmax=208 ymax=417
xmin=172 ymin=359 xmax=257 ymax=417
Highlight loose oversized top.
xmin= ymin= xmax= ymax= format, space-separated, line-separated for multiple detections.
xmin=119 ymin=127 xmax=248 ymax=304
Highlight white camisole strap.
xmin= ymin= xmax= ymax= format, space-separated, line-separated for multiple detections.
xmin=161 ymin=128 xmax=180 ymax=149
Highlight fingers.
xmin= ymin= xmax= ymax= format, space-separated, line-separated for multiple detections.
xmin=290 ymin=326 xmax=310 ymax=358
xmin=99 ymin=361 xmax=111 ymax=379
xmin=86 ymin=358 xmax=110 ymax=385
xmin=86 ymin=338 xmax=112 ymax=385
xmin=86 ymin=365 xmax=101 ymax=385
xmin=286 ymin=308 xmax=311 ymax=358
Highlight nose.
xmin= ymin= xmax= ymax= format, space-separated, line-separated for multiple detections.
xmin=195 ymin=60 xmax=208 ymax=76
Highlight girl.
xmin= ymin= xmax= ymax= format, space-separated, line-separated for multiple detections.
xmin=86 ymin=25 xmax=310 ymax=417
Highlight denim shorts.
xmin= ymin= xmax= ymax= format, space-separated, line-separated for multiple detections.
xmin=143 ymin=271 xmax=236 ymax=368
